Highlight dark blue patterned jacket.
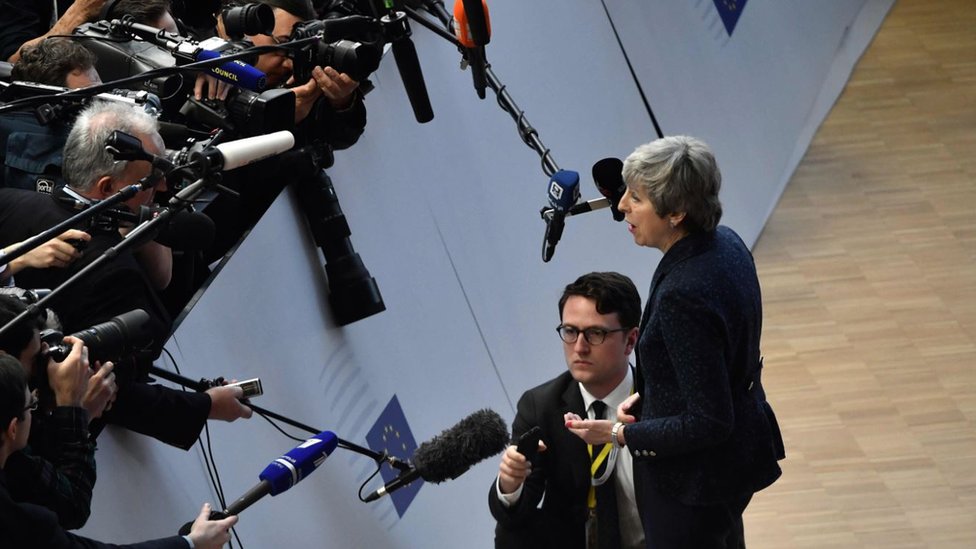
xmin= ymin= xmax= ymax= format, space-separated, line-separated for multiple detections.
xmin=626 ymin=226 xmax=785 ymax=505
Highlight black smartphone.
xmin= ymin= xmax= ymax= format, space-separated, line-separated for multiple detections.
xmin=515 ymin=426 xmax=542 ymax=464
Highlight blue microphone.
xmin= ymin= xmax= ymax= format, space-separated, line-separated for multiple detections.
xmin=178 ymin=431 xmax=338 ymax=535
xmin=259 ymin=431 xmax=339 ymax=496
xmin=194 ymin=49 xmax=267 ymax=91
xmin=542 ymin=169 xmax=580 ymax=261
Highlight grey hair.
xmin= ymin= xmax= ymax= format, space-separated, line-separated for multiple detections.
xmin=62 ymin=101 xmax=159 ymax=192
xmin=622 ymin=135 xmax=723 ymax=233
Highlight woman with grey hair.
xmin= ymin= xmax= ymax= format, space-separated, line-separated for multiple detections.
xmin=567 ymin=136 xmax=784 ymax=548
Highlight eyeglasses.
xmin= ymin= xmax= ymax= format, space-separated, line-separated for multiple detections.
xmin=23 ymin=392 xmax=39 ymax=413
xmin=556 ymin=324 xmax=628 ymax=345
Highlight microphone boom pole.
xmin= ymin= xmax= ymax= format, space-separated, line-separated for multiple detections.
xmin=0 ymin=183 xmax=147 ymax=270
xmin=146 ymin=365 xmax=411 ymax=472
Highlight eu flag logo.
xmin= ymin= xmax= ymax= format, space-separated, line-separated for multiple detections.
xmin=714 ymin=0 xmax=748 ymax=35
xmin=366 ymin=395 xmax=422 ymax=517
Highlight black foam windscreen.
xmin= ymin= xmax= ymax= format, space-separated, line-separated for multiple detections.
xmin=153 ymin=209 xmax=215 ymax=251
xmin=413 ymin=408 xmax=509 ymax=483
xmin=592 ymin=157 xmax=626 ymax=222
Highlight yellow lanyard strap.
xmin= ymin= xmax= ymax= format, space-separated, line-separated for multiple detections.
xmin=586 ymin=443 xmax=612 ymax=509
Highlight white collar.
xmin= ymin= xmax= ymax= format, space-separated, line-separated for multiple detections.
xmin=578 ymin=367 xmax=633 ymax=418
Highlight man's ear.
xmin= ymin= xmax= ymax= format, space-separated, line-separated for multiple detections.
xmin=625 ymin=327 xmax=639 ymax=354
xmin=2 ymin=416 xmax=17 ymax=445
xmin=92 ymin=175 xmax=115 ymax=198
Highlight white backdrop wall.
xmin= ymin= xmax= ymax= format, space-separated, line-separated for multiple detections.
xmin=80 ymin=1 xmax=893 ymax=546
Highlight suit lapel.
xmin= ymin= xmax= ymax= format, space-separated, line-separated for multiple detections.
xmin=559 ymin=380 xmax=591 ymax=491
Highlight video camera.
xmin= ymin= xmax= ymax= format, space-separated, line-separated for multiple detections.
xmin=73 ymin=18 xmax=294 ymax=137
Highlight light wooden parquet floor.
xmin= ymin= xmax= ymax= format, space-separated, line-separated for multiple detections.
xmin=746 ymin=0 xmax=976 ymax=547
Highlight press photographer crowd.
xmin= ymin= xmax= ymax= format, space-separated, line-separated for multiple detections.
xmin=0 ymin=0 xmax=411 ymax=546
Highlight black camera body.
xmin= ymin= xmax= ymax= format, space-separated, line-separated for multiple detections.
xmin=289 ymin=18 xmax=383 ymax=83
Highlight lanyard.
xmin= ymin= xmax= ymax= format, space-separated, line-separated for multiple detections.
xmin=586 ymin=442 xmax=615 ymax=509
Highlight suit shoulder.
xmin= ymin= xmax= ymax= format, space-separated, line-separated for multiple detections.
xmin=517 ymin=371 xmax=575 ymax=406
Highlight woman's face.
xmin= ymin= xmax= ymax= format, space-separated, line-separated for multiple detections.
xmin=617 ymin=183 xmax=680 ymax=251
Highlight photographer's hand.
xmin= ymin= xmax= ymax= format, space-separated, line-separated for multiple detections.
xmin=83 ymin=361 xmax=117 ymax=421
xmin=290 ymin=76 xmax=323 ymax=124
xmin=47 ymin=337 xmax=92 ymax=408
xmin=194 ymin=73 xmax=233 ymax=101
xmin=311 ymin=66 xmax=358 ymax=110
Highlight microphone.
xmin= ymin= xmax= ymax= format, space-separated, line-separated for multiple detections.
xmin=116 ymin=21 xmax=268 ymax=91
xmin=185 ymin=130 xmax=295 ymax=173
xmin=193 ymin=47 xmax=267 ymax=91
xmin=178 ymin=431 xmax=339 ymax=535
xmin=592 ymin=157 xmax=626 ymax=222
xmin=453 ymin=0 xmax=491 ymax=99
xmin=383 ymin=8 xmax=435 ymax=123
xmin=364 ymin=409 xmax=509 ymax=503
xmin=542 ymin=170 xmax=580 ymax=262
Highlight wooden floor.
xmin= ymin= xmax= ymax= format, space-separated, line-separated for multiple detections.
xmin=747 ymin=0 xmax=976 ymax=547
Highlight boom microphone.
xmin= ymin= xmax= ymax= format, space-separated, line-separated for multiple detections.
xmin=542 ymin=169 xmax=580 ymax=262
xmin=117 ymin=20 xmax=268 ymax=91
xmin=381 ymin=5 xmax=434 ymax=123
xmin=453 ymin=0 xmax=491 ymax=99
xmin=592 ymin=157 xmax=626 ymax=222
xmin=364 ymin=409 xmax=509 ymax=502
xmin=178 ymin=431 xmax=339 ymax=535
xmin=185 ymin=130 xmax=295 ymax=173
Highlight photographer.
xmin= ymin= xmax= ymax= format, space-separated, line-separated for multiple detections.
xmin=10 ymin=37 xmax=102 ymax=89
xmin=0 ymin=294 xmax=108 ymax=528
xmin=0 ymin=353 xmax=238 ymax=548
xmin=217 ymin=0 xmax=366 ymax=143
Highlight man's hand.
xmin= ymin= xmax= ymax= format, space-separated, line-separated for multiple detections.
xmin=205 ymin=383 xmax=253 ymax=422
xmin=311 ymin=66 xmax=358 ymax=110
xmin=47 ymin=337 xmax=92 ymax=408
xmin=83 ymin=361 xmax=117 ymax=420
xmin=497 ymin=440 xmax=547 ymax=494
xmin=290 ymin=66 xmax=360 ymax=123
xmin=194 ymin=73 xmax=233 ymax=101
xmin=3 ymin=229 xmax=90 ymax=275
xmin=187 ymin=503 xmax=237 ymax=549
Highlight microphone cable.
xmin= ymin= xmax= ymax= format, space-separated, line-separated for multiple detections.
xmin=160 ymin=346 xmax=245 ymax=549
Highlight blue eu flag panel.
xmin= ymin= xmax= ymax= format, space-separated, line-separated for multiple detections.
xmin=367 ymin=395 xmax=422 ymax=517
xmin=714 ymin=0 xmax=748 ymax=35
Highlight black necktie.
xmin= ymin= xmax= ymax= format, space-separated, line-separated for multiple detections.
xmin=588 ymin=401 xmax=621 ymax=549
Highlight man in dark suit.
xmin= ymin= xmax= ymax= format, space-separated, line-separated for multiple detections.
xmin=489 ymin=272 xmax=645 ymax=549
